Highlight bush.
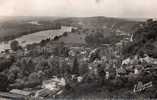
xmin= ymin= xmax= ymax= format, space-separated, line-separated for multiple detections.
xmin=63 ymin=32 xmax=68 ymax=36
xmin=10 ymin=40 xmax=20 ymax=51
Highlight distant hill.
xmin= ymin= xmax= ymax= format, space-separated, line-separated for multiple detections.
xmin=53 ymin=16 xmax=142 ymax=33
xmin=0 ymin=16 xmax=142 ymax=43
xmin=52 ymin=16 xmax=143 ymax=44
xmin=0 ymin=16 xmax=61 ymax=42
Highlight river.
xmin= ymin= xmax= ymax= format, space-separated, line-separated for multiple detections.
xmin=0 ymin=26 xmax=73 ymax=52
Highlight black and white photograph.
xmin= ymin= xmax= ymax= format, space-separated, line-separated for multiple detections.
xmin=0 ymin=0 xmax=157 ymax=99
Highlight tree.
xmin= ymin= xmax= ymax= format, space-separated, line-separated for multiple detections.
xmin=79 ymin=62 xmax=89 ymax=76
xmin=8 ymin=65 xmax=20 ymax=83
xmin=18 ymin=57 xmax=35 ymax=76
xmin=0 ymin=74 xmax=9 ymax=91
xmin=53 ymin=42 xmax=68 ymax=57
xmin=47 ymin=57 xmax=60 ymax=76
xmin=85 ymin=32 xmax=105 ymax=45
xmin=10 ymin=40 xmax=20 ymax=51
xmin=71 ymin=57 xmax=79 ymax=75
xmin=0 ymin=57 xmax=15 ymax=72
xmin=28 ymin=72 xmax=41 ymax=82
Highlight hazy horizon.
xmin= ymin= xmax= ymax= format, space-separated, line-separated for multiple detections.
xmin=0 ymin=0 xmax=157 ymax=18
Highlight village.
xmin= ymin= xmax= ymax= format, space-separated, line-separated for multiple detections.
xmin=0 ymin=18 xmax=157 ymax=99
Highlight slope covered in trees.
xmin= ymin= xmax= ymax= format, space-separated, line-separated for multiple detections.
xmin=123 ymin=19 xmax=157 ymax=58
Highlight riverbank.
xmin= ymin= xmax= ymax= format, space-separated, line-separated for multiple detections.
xmin=0 ymin=26 xmax=73 ymax=52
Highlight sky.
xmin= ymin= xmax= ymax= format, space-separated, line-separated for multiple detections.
xmin=0 ymin=0 xmax=157 ymax=18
